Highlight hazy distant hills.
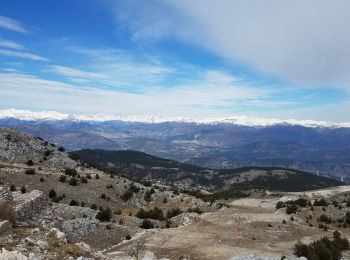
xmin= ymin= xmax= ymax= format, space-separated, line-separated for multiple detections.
xmin=1 ymin=111 xmax=350 ymax=181
xmin=72 ymin=149 xmax=344 ymax=192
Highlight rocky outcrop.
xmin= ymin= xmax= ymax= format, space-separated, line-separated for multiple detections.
xmin=47 ymin=228 xmax=67 ymax=243
xmin=13 ymin=190 xmax=48 ymax=220
xmin=170 ymin=212 xmax=199 ymax=226
xmin=61 ymin=218 xmax=99 ymax=241
xmin=0 ymin=221 xmax=11 ymax=235
xmin=0 ymin=127 xmax=77 ymax=170
xmin=0 ymin=248 xmax=28 ymax=260
xmin=0 ymin=185 xmax=13 ymax=204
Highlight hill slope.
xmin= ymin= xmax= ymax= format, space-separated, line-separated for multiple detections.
xmin=72 ymin=149 xmax=344 ymax=192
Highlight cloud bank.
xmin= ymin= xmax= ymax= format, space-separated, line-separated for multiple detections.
xmin=110 ymin=0 xmax=350 ymax=86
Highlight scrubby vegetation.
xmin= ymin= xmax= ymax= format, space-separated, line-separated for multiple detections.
xmin=294 ymin=231 xmax=349 ymax=260
xmin=140 ymin=219 xmax=154 ymax=229
xmin=166 ymin=208 xmax=182 ymax=219
xmin=136 ymin=207 xmax=164 ymax=220
xmin=96 ymin=207 xmax=112 ymax=222
xmin=24 ymin=169 xmax=36 ymax=175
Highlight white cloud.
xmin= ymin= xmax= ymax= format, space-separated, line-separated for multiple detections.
xmin=52 ymin=46 xmax=173 ymax=89
xmin=109 ymin=0 xmax=350 ymax=86
xmin=0 ymin=39 xmax=24 ymax=50
xmin=0 ymin=49 xmax=48 ymax=61
xmin=51 ymin=65 xmax=106 ymax=80
xmin=0 ymin=15 xmax=28 ymax=33
xmin=0 ymin=71 xmax=271 ymax=117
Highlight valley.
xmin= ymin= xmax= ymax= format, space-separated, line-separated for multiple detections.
xmin=0 ymin=127 xmax=350 ymax=259
xmin=1 ymin=111 xmax=350 ymax=182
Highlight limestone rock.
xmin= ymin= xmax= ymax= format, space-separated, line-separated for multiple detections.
xmin=170 ymin=212 xmax=199 ymax=226
xmin=61 ymin=218 xmax=99 ymax=241
xmin=47 ymin=228 xmax=67 ymax=243
xmin=0 ymin=220 xmax=11 ymax=235
xmin=75 ymin=242 xmax=91 ymax=253
xmin=0 ymin=185 xmax=13 ymax=204
xmin=13 ymin=190 xmax=48 ymax=220
xmin=141 ymin=251 xmax=157 ymax=260
xmin=0 ymin=248 xmax=28 ymax=260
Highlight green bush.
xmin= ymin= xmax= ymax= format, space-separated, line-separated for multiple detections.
xmin=140 ymin=219 xmax=154 ymax=229
xmin=188 ymin=208 xmax=204 ymax=214
xmin=65 ymin=168 xmax=78 ymax=177
xmin=69 ymin=178 xmax=78 ymax=186
xmin=96 ymin=207 xmax=112 ymax=222
xmin=59 ymin=175 xmax=66 ymax=183
xmin=286 ymin=204 xmax=298 ymax=214
xmin=294 ymin=232 xmax=349 ymax=260
xmin=313 ymin=199 xmax=329 ymax=207
xmin=166 ymin=208 xmax=182 ymax=219
xmin=26 ymin=160 xmax=34 ymax=166
xmin=345 ymin=211 xmax=350 ymax=225
xmin=49 ymin=189 xmax=57 ymax=198
xmin=58 ymin=147 xmax=65 ymax=152
xmin=24 ymin=169 xmax=36 ymax=175
xmin=120 ymin=190 xmax=133 ymax=201
xmin=136 ymin=207 xmax=164 ymax=220
xmin=319 ymin=214 xmax=332 ymax=224
xmin=69 ymin=200 xmax=79 ymax=206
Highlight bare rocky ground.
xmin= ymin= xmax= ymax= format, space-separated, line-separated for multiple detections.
xmin=109 ymin=186 xmax=350 ymax=259
xmin=1 ymin=127 xmax=350 ymax=259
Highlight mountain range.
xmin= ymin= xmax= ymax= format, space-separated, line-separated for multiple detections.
xmin=1 ymin=109 xmax=350 ymax=181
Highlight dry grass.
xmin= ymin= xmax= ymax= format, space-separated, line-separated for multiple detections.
xmin=0 ymin=202 xmax=16 ymax=226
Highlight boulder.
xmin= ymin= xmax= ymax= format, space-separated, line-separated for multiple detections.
xmin=0 ymin=221 xmax=10 ymax=235
xmin=47 ymin=228 xmax=67 ymax=243
xmin=0 ymin=248 xmax=28 ymax=260
xmin=61 ymin=218 xmax=99 ymax=241
xmin=0 ymin=186 xmax=13 ymax=204
xmin=141 ymin=251 xmax=157 ymax=260
xmin=75 ymin=242 xmax=91 ymax=253
xmin=13 ymin=190 xmax=48 ymax=220
xmin=170 ymin=213 xmax=199 ymax=226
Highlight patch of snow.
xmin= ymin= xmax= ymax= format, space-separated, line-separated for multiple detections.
xmin=1 ymin=109 xmax=349 ymax=128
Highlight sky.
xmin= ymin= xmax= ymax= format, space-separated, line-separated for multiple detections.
xmin=0 ymin=0 xmax=349 ymax=121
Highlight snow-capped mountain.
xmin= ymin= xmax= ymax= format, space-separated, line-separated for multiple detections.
xmin=0 ymin=109 xmax=349 ymax=128
xmin=1 ymin=109 xmax=350 ymax=181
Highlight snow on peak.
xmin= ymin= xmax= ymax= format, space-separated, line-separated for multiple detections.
xmin=0 ymin=109 xmax=349 ymax=128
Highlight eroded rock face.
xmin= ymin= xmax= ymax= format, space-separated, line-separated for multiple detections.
xmin=13 ymin=190 xmax=48 ymax=220
xmin=0 ymin=185 xmax=13 ymax=204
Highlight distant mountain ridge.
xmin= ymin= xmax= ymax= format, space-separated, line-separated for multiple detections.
xmin=1 ymin=109 xmax=350 ymax=128
xmin=1 ymin=109 xmax=350 ymax=181
xmin=72 ymin=149 xmax=344 ymax=192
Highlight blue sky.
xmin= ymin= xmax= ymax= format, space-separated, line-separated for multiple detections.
xmin=0 ymin=0 xmax=349 ymax=121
